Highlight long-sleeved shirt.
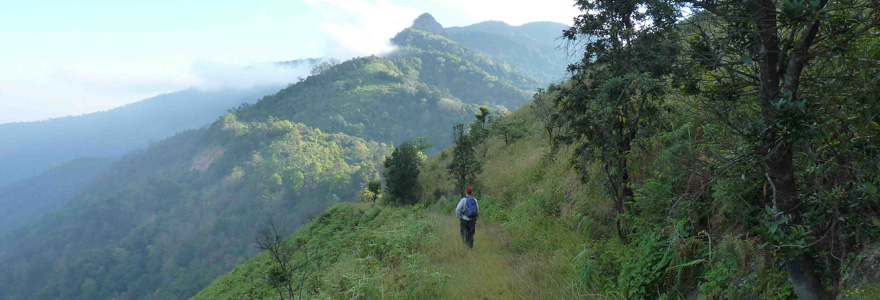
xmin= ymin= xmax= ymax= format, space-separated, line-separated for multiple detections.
xmin=455 ymin=196 xmax=479 ymax=221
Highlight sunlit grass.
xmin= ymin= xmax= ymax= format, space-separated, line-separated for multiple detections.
xmin=424 ymin=213 xmax=599 ymax=299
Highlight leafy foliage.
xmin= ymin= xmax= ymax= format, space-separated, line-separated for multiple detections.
xmin=559 ymin=0 xmax=681 ymax=240
xmin=447 ymin=124 xmax=483 ymax=198
xmin=554 ymin=0 xmax=880 ymax=298
xmin=383 ymin=141 xmax=426 ymax=205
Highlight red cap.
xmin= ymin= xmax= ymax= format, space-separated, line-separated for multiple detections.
xmin=465 ymin=187 xmax=473 ymax=195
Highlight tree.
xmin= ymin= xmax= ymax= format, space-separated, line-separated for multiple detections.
xmin=562 ymin=0 xmax=680 ymax=240
xmin=474 ymin=105 xmax=490 ymax=125
xmin=563 ymin=0 xmax=879 ymax=297
xmin=673 ymin=1 xmax=880 ymax=298
xmin=469 ymin=106 xmax=492 ymax=144
xmin=490 ymin=113 xmax=525 ymax=145
xmin=383 ymin=142 xmax=425 ymax=205
xmin=448 ymin=123 xmax=483 ymax=197
xmin=309 ymin=58 xmax=340 ymax=76
xmin=366 ymin=180 xmax=381 ymax=202
xmin=254 ymin=219 xmax=315 ymax=300
xmin=532 ymin=85 xmax=566 ymax=153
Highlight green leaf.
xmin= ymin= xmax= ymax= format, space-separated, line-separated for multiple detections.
xmin=670 ymin=259 xmax=705 ymax=269
xmin=864 ymin=182 xmax=878 ymax=194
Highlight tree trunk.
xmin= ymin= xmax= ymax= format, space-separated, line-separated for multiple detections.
xmin=613 ymin=126 xmax=635 ymax=242
xmin=765 ymin=146 xmax=830 ymax=300
xmin=752 ymin=0 xmax=830 ymax=297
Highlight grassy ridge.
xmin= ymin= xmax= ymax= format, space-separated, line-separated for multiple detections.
xmin=195 ymin=103 xmax=599 ymax=299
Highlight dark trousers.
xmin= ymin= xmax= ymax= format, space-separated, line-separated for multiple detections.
xmin=459 ymin=218 xmax=476 ymax=248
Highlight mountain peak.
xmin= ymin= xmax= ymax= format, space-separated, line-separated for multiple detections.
xmin=411 ymin=13 xmax=446 ymax=36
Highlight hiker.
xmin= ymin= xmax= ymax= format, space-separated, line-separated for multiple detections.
xmin=455 ymin=187 xmax=479 ymax=248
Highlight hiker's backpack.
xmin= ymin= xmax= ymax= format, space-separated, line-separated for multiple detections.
xmin=464 ymin=197 xmax=478 ymax=219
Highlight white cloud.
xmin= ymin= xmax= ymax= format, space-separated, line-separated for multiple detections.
xmin=0 ymin=57 xmax=317 ymax=123
xmin=306 ymin=0 xmax=421 ymax=60
xmin=190 ymin=60 xmax=313 ymax=90
xmin=418 ymin=0 xmax=579 ymax=27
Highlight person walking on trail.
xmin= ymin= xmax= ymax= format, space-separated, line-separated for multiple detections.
xmin=455 ymin=187 xmax=479 ymax=248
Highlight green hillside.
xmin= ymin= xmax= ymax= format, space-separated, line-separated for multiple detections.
xmin=229 ymin=18 xmax=537 ymax=152
xmin=192 ymin=104 xmax=591 ymax=299
xmin=0 ymin=118 xmax=388 ymax=299
xmin=234 ymin=56 xmax=478 ymax=153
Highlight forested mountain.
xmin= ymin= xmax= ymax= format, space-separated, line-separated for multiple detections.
xmin=0 ymin=14 xmax=549 ymax=300
xmin=0 ymin=86 xmax=283 ymax=187
xmin=0 ymin=157 xmax=113 ymax=237
xmin=445 ymin=18 xmax=572 ymax=85
xmin=231 ymin=17 xmax=536 ymax=152
xmin=0 ymin=120 xmax=387 ymax=300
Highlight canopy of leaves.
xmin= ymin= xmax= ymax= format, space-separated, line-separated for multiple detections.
xmin=383 ymin=142 xmax=425 ymax=205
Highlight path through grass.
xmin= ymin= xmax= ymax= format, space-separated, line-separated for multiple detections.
xmin=426 ymin=213 xmax=594 ymax=299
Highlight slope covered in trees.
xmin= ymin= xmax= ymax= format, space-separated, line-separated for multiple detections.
xmin=446 ymin=20 xmax=572 ymax=85
xmin=0 ymin=157 xmax=113 ymax=237
xmin=0 ymin=117 xmax=388 ymax=299
xmin=236 ymin=17 xmax=538 ymax=152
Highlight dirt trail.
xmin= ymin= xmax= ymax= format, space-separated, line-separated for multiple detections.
xmin=427 ymin=213 xmax=525 ymax=299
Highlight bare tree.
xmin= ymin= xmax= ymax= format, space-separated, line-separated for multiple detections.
xmin=255 ymin=219 xmax=317 ymax=300
xmin=309 ymin=58 xmax=341 ymax=76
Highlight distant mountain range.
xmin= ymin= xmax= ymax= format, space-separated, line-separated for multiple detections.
xmin=445 ymin=18 xmax=573 ymax=85
xmin=0 ymin=86 xmax=281 ymax=187
xmin=0 ymin=58 xmax=325 ymax=187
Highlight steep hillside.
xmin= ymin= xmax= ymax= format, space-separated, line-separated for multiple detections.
xmin=234 ymin=56 xmax=478 ymax=153
xmin=0 ymin=118 xmax=387 ymax=300
xmin=390 ymin=27 xmax=536 ymax=108
xmin=0 ymin=86 xmax=289 ymax=187
xmin=0 ymin=157 xmax=113 ymax=237
xmin=237 ymin=19 xmax=538 ymax=152
xmin=192 ymin=203 xmax=442 ymax=299
xmin=446 ymin=20 xmax=572 ymax=85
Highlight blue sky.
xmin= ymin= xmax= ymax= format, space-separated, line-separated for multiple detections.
xmin=0 ymin=0 xmax=579 ymax=123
